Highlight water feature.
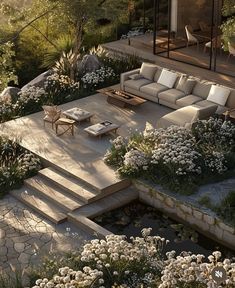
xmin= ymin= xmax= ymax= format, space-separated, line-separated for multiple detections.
xmin=94 ymin=200 xmax=235 ymax=258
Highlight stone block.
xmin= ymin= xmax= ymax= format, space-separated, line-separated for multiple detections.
xmin=165 ymin=197 xmax=175 ymax=208
xmin=176 ymin=209 xmax=187 ymax=221
xmin=209 ymin=225 xmax=223 ymax=240
xmin=203 ymin=214 xmax=215 ymax=225
xmin=218 ymin=222 xmax=235 ymax=234
xmin=193 ymin=210 xmax=203 ymax=220
xmin=179 ymin=203 xmax=192 ymax=215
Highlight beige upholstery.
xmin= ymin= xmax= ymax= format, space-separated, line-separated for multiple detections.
xmin=124 ymin=78 xmax=152 ymax=90
xmin=157 ymin=105 xmax=217 ymax=129
xmin=120 ymin=63 xmax=235 ymax=121
xmin=158 ymin=89 xmax=185 ymax=104
xmin=196 ymin=100 xmax=227 ymax=114
xmin=176 ymin=95 xmax=202 ymax=107
xmin=140 ymin=62 xmax=158 ymax=81
xmin=140 ymin=83 xmax=168 ymax=97
xmin=192 ymin=82 xmax=212 ymax=99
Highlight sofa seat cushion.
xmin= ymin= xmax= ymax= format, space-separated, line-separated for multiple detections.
xmin=140 ymin=82 xmax=168 ymax=97
xmin=176 ymin=94 xmax=202 ymax=107
xmin=124 ymin=78 xmax=152 ymax=90
xmin=195 ymin=99 xmax=227 ymax=114
xmin=158 ymin=89 xmax=185 ymax=104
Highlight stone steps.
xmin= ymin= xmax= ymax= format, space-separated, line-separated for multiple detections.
xmin=10 ymin=188 xmax=67 ymax=224
xmin=38 ymin=167 xmax=98 ymax=203
xmin=25 ymin=175 xmax=83 ymax=212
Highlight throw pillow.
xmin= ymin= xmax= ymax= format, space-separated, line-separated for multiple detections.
xmin=157 ymin=69 xmax=178 ymax=88
xmin=129 ymin=74 xmax=144 ymax=80
xmin=207 ymin=85 xmax=231 ymax=106
xmin=140 ymin=62 xmax=158 ymax=81
xmin=176 ymin=75 xmax=196 ymax=95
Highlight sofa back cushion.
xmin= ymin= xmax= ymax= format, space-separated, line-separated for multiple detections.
xmin=140 ymin=62 xmax=158 ymax=81
xmin=207 ymin=84 xmax=230 ymax=106
xmin=157 ymin=69 xmax=178 ymax=88
xmin=192 ymin=82 xmax=212 ymax=99
xmin=226 ymin=89 xmax=235 ymax=109
xmin=153 ymin=67 xmax=163 ymax=82
xmin=176 ymin=75 xmax=197 ymax=95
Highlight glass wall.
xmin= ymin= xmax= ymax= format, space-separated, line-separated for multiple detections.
xmin=153 ymin=0 xmax=235 ymax=77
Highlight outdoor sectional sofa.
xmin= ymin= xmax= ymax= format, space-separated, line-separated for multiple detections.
xmin=120 ymin=63 xmax=235 ymax=128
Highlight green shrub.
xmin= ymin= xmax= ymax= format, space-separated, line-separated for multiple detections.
xmin=215 ymin=191 xmax=235 ymax=227
xmin=0 ymin=136 xmax=41 ymax=198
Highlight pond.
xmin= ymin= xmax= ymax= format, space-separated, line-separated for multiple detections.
xmin=93 ymin=200 xmax=235 ymax=258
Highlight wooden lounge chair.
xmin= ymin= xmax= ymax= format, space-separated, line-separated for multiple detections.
xmin=42 ymin=105 xmax=61 ymax=129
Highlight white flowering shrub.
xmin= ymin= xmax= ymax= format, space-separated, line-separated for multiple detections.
xmin=160 ymin=250 xmax=235 ymax=288
xmin=32 ymin=230 xmax=235 ymax=288
xmin=192 ymin=117 xmax=235 ymax=175
xmin=104 ymin=136 xmax=127 ymax=167
xmin=15 ymin=86 xmax=47 ymax=115
xmin=81 ymin=66 xmax=116 ymax=91
xmin=0 ymin=136 xmax=41 ymax=198
xmin=32 ymin=228 xmax=167 ymax=288
xmin=44 ymin=73 xmax=80 ymax=104
xmin=0 ymin=101 xmax=17 ymax=123
xmin=105 ymin=118 xmax=235 ymax=194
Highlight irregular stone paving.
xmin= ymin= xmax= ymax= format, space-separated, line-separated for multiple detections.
xmin=0 ymin=195 xmax=92 ymax=279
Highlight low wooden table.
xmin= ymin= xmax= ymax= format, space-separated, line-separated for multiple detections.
xmin=84 ymin=121 xmax=119 ymax=138
xmin=98 ymin=88 xmax=147 ymax=108
xmin=55 ymin=117 xmax=75 ymax=136
xmin=63 ymin=107 xmax=93 ymax=123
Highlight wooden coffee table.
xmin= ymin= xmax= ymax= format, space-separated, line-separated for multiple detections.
xmin=84 ymin=121 xmax=119 ymax=138
xmin=98 ymin=88 xmax=147 ymax=108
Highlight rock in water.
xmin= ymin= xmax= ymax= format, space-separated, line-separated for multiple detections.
xmin=21 ymin=70 xmax=53 ymax=91
xmin=0 ymin=87 xmax=21 ymax=103
xmin=79 ymin=54 xmax=101 ymax=75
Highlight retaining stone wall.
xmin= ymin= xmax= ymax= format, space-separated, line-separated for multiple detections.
xmin=134 ymin=180 xmax=235 ymax=250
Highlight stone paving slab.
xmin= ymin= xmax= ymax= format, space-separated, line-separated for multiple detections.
xmin=0 ymin=195 xmax=92 ymax=277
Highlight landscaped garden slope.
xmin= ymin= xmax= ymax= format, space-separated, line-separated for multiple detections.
xmin=104 ymin=117 xmax=235 ymax=195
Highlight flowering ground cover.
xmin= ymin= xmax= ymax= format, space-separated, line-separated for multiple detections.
xmin=0 ymin=51 xmax=141 ymax=124
xmin=104 ymin=118 xmax=235 ymax=195
xmin=0 ymin=135 xmax=41 ymax=198
xmin=28 ymin=229 xmax=235 ymax=288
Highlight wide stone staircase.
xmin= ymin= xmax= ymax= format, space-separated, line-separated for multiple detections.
xmin=10 ymin=165 xmax=130 ymax=224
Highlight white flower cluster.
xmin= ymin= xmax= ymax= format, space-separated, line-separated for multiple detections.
xmin=159 ymin=250 xmax=235 ymax=288
xmin=33 ymin=230 xmax=167 ymax=288
xmin=81 ymin=66 xmax=116 ymax=87
xmin=123 ymin=149 xmax=149 ymax=172
xmin=44 ymin=73 xmax=80 ymax=93
xmin=17 ymin=86 xmax=46 ymax=105
xmin=205 ymin=151 xmax=227 ymax=174
xmin=19 ymin=152 xmax=41 ymax=173
xmin=151 ymin=126 xmax=201 ymax=176
xmin=111 ymin=136 xmax=126 ymax=150
xmin=32 ymin=266 xmax=103 ymax=288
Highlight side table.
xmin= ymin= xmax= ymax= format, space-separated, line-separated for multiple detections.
xmin=55 ymin=118 xmax=75 ymax=136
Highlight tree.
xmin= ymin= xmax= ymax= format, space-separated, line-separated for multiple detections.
xmin=0 ymin=42 xmax=17 ymax=92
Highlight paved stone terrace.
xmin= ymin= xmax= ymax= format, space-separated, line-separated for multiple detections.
xmin=0 ymin=195 xmax=91 ymax=276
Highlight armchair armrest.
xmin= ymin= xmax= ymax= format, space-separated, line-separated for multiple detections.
xmin=120 ymin=68 xmax=140 ymax=90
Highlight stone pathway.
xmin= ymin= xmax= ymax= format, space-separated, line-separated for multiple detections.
xmin=0 ymin=195 xmax=92 ymax=277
